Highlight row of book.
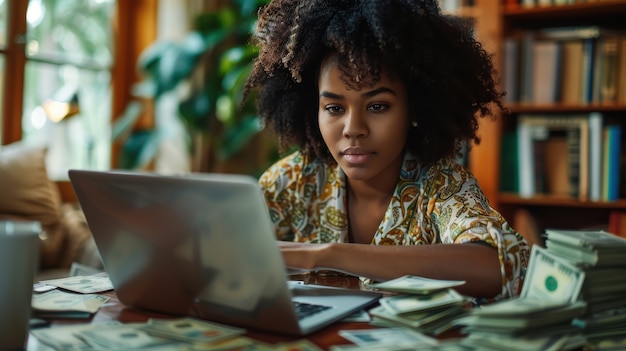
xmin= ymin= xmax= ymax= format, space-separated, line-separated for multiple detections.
xmin=502 ymin=26 xmax=626 ymax=106
xmin=508 ymin=0 xmax=622 ymax=10
xmin=500 ymin=112 xmax=624 ymax=201
xmin=436 ymin=0 xmax=473 ymax=12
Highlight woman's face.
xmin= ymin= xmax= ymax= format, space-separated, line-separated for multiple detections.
xmin=318 ymin=55 xmax=410 ymax=182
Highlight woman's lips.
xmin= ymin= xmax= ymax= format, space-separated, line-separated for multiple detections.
xmin=341 ymin=148 xmax=374 ymax=164
xmin=343 ymin=154 xmax=371 ymax=164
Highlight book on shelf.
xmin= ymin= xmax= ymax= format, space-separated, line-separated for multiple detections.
xmin=502 ymin=37 xmax=521 ymax=104
xmin=518 ymin=31 xmax=536 ymax=104
xmin=580 ymin=36 xmax=596 ymax=105
xmin=595 ymin=35 xmax=621 ymax=105
xmin=602 ymin=124 xmax=622 ymax=201
xmin=588 ymin=112 xmax=603 ymax=201
xmin=560 ymin=39 xmax=584 ymax=105
xmin=619 ymin=36 xmax=626 ymax=105
xmin=531 ymin=40 xmax=563 ymax=104
xmin=517 ymin=0 xmax=579 ymax=7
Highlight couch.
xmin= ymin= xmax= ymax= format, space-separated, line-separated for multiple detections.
xmin=0 ymin=141 xmax=102 ymax=278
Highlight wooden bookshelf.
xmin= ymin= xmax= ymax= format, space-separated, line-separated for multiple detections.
xmin=468 ymin=0 xmax=626 ymax=242
xmin=499 ymin=193 xmax=626 ymax=209
xmin=503 ymin=2 xmax=626 ymax=27
xmin=507 ymin=104 xmax=626 ymax=114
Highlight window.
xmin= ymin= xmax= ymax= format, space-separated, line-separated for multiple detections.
xmin=0 ymin=0 xmax=156 ymax=181
xmin=24 ymin=0 xmax=115 ymax=179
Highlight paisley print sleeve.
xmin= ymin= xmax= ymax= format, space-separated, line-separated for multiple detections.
xmin=427 ymin=160 xmax=530 ymax=300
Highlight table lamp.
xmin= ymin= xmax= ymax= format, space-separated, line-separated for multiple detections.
xmin=42 ymin=86 xmax=80 ymax=123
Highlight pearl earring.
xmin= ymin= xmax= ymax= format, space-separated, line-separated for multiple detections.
xmin=411 ymin=121 xmax=418 ymax=127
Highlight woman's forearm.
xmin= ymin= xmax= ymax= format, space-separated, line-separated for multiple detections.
xmin=316 ymin=243 xmax=502 ymax=298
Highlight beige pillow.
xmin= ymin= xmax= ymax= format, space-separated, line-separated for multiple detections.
xmin=0 ymin=142 xmax=62 ymax=228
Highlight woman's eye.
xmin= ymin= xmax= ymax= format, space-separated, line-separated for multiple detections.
xmin=325 ymin=105 xmax=343 ymax=114
xmin=368 ymin=103 xmax=388 ymax=112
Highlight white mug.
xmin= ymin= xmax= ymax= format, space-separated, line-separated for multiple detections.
xmin=0 ymin=220 xmax=41 ymax=351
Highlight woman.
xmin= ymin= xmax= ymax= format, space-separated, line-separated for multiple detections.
xmin=243 ymin=0 xmax=529 ymax=301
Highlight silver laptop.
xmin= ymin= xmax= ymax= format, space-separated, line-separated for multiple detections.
xmin=68 ymin=169 xmax=381 ymax=336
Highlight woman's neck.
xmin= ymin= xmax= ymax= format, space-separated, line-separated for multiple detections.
xmin=345 ymin=153 xmax=403 ymax=202
xmin=345 ymin=155 xmax=403 ymax=244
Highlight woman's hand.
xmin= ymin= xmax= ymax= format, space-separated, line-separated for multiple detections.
xmin=276 ymin=241 xmax=330 ymax=272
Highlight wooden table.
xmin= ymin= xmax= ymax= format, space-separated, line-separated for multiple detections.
xmin=27 ymin=273 xmax=404 ymax=350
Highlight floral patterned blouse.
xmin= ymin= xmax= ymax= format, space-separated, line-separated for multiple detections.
xmin=258 ymin=151 xmax=530 ymax=300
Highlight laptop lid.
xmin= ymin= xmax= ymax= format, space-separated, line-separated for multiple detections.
xmin=68 ymin=169 xmax=380 ymax=336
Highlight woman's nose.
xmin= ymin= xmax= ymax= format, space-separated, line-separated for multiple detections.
xmin=343 ymin=110 xmax=368 ymax=138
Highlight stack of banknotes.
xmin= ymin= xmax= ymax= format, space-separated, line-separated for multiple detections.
xmin=451 ymin=244 xmax=588 ymax=350
xmin=453 ymin=229 xmax=626 ymax=350
xmin=367 ymin=275 xmax=472 ymax=335
xmin=544 ymin=229 xmax=626 ymax=349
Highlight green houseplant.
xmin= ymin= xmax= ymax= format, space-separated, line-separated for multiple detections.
xmin=114 ymin=0 xmax=274 ymax=174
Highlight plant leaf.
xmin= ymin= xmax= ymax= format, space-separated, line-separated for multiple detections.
xmin=219 ymin=115 xmax=262 ymax=160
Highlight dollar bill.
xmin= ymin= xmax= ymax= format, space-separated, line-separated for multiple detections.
xmin=143 ymin=317 xmax=245 ymax=345
xmin=369 ymin=304 xmax=467 ymax=329
xmin=379 ymin=289 xmax=467 ymax=315
xmin=69 ymin=262 xmax=105 ymax=277
xmin=338 ymin=327 xmax=437 ymax=347
xmin=330 ymin=341 xmax=472 ymax=351
xmin=32 ymin=289 xmax=110 ymax=314
xmin=274 ymin=339 xmax=324 ymax=351
xmin=461 ymin=332 xmax=581 ymax=351
xmin=30 ymin=321 xmax=121 ymax=350
xmin=77 ymin=323 xmax=174 ymax=349
xmin=39 ymin=275 xmax=113 ymax=294
xmin=521 ymin=245 xmax=585 ymax=304
xmin=369 ymin=275 xmax=466 ymax=295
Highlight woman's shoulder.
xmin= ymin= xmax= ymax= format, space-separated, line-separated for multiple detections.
xmin=421 ymin=157 xmax=475 ymax=182
xmin=259 ymin=151 xmax=331 ymax=188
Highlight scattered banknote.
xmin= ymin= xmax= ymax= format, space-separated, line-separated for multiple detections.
xmin=521 ymin=245 xmax=585 ymax=304
xmin=370 ymin=275 xmax=465 ymax=295
xmin=274 ymin=339 xmax=324 ymax=351
xmin=143 ymin=317 xmax=246 ymax=345
xmin=330 ymin=340 xmax=473 ymax=351
xmin=379 ymin=289 xmax=467 ymax=315
xmin=69 ymin=262 xmax=105 ymax=277
xmin=338 ymin=327 xmax=437 ymax=347
xmin=461 ymin=332 xmax=585 ymax=351
xmin=77 ymin=323 xmax=174 ymax=349
xmin=341 ymin=309 xmax=372 ymax=322
xmin=32 ymin=289 xmax=110 ymax=315
xmin=39 ymin=274 xmax=114 ymax=294
xmin=457 ymin=300 xmax=587 ymax=329
xmin=33 ymin=282 xmax=57 ymax=293
xmin=470 ymin=297 xmax=570 ymax=316
xmin=30 ymin=318 xmax=323 ymax=351
xmin=30 ymin=321 xmax=122 ymax=350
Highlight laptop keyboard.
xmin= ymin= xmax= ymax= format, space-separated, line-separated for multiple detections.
xmin=293 ymin=301 xmax=331 ymax=320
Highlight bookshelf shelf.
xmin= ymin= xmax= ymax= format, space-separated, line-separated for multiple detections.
xmin=503 ymin=2 xmax=626 ymax=28
xmin=499 ymin=193 xmax=626 ymax=210
xmin=506 ymin=104 xmax=626 ymax=114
